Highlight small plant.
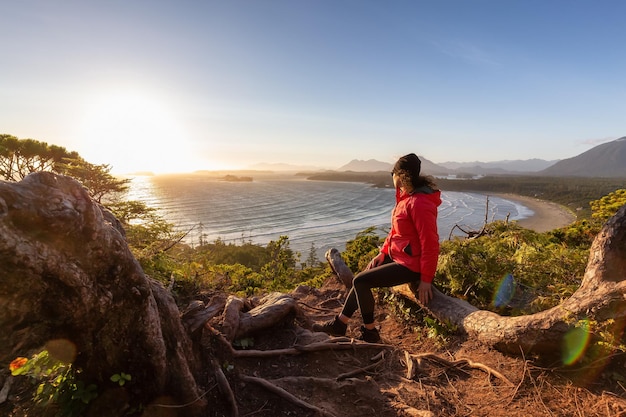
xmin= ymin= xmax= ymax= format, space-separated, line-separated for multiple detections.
xmin=382 ymin=288 xmax=457 ymax=346
xmin=8 ymin=350 xmax=98 ymax=417
xmin=233 ymin=337 xmax=255 ymax=349
xmin=423 ymin=316 xmax=457 ymax=344
xmin=222 ymin=361 xmax=235 ymax=372
xmin=110 ymin=372 xmax=132 ymax=386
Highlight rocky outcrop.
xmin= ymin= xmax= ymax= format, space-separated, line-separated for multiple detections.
xmin=0 ymin=172 xmax=203 ymax=414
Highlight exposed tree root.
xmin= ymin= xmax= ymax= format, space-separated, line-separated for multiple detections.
xmin=182 ymin=295 xmax=227 ymax=333
xmin=201 ymin=290 xmax=516 ymax=416
xmin=213 ymin=359 xmax=239 ymax=417
xmin=297 ymin=300 xmax=342 ymax=313
xmin=336 ymin=356 xmax=386 ymax=381
xmin=0 ymin=376 xmax=13 ymax=404
xmin=403 ymin=351 xmax=514 ymax=387
xmin=240 ymin=375 xmax=338 ymax=417
xmin=209 ymin=324 xmax=392 ymax=358
xmin=222 ymin=296 xmax=246 ymax=342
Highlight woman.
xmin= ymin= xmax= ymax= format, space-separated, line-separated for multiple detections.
xmin=313 ymin=153 xmax=441 ymax=343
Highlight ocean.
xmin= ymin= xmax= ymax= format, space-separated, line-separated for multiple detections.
xmin=124 ymin=174 xmax=533 ymax=259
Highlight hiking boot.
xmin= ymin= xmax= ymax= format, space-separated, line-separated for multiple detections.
xmin=359 ymin=325 xmax=381 ymax=343
xmin=312 ymin=316 xmax=347 ymax=336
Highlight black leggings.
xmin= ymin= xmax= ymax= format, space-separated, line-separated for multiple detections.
xmin=340 ymin=255 xmax=421 ymax=325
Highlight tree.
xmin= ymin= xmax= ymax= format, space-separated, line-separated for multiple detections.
xmin=261 ymin=236 xmax=297 ymax=290
xmin=0 ymin=136 xmax=171 ymax=260
xmin=590 ymin=189 xmax=626 ymax=221
xmin=303 ymin=242 xmax=319 ymax=268
xmin=0 ymin=134 xmax=80 ymax=181
xmin=57 ymin=158 xmax=130 ymax=203
xmin=0 ymin=134 xmax=130 ymax=204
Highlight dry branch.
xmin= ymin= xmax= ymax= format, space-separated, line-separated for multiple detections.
xmin=240 ymin=375 xmax=338 ymax=417
xmin=404 ymin=351 xmax=417 ymax=380
xmin=297 ymin=300 xmax=340 ymax=313
xmin=447 ymin=195 xmax=493 ymax=240
xmin=404 ymin=351 xmax=514 ymax=387
xmin=336 ymin=357 xmax=385 ymax=381
xmin=209 ymin=325 xmax=392 ymax=358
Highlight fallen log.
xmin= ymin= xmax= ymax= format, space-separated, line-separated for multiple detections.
xmin=235 ymin=292 xmax=302 ymax=340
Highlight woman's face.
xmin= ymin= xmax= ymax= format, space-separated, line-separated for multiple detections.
xmin=392 ymin=172 xmax=401 ymax=190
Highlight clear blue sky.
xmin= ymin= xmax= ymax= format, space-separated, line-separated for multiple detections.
xmin=2 ymin=0 xmax=625 ymax=174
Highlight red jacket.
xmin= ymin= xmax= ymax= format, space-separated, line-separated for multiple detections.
xmin=380 ymin=187 xmax=441 ymax=283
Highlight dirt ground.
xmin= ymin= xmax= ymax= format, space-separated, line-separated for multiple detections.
xmin=3 ymin=278 xmax=626 ymax=417
xmin=204 ymin=278 xmax=626 ymax=417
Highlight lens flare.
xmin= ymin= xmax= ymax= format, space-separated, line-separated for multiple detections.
xmin=493 ymin=273 xmax=516 ymax=308
xmin=45 ymin=338 xmax=77 ymax=364
xmin=562 ymin=320 xmax=591 ymax=365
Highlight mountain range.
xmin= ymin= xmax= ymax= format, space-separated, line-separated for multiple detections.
xmin=337 ymin=156 xmax=551 ymax=175
xmin=438 ymin=159 xmax=557 ymax=173
xmin=539 ymin=137 xmax=626 ymax=177
xmin=335 ymin=137 xmax=626 ymax=178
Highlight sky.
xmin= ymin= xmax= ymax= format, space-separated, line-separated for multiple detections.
xmin=2 ymin=0 xmax=625 ymax=174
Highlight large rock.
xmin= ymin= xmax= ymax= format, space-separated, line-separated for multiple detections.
xmin=0 ymin=172 xmax=202 ymax=413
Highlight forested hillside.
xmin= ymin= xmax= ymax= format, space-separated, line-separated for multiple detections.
xmin=540 ymin=137 xmax=626 ymax=177
xmin=436 ymin=176 xmax=625 ymax=218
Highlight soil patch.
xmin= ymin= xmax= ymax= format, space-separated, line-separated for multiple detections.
xmin=3 ymin=278 xmax=626 ymax=416
xmin=202 ymin=278 xmax=626 ymax=417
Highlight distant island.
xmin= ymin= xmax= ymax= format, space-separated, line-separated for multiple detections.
xmin=220 ymin=174 xmax=253 ymax=182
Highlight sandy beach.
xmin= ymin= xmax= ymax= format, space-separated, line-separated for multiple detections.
xmin=492 ymin=193 xmax=577 ymax=232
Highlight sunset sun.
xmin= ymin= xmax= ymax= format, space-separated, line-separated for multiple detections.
xmin=76 ymin=91 xmax=206 ymax=174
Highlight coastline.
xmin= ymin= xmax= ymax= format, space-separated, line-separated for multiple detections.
xmin=490 ymin=193 xmax=577 ymax=232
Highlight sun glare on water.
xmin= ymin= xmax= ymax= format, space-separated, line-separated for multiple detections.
xmin=76 ymin=91 xmax=208 ymax=175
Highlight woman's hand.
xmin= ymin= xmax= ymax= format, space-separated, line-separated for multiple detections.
xmin=366 ymin=252 xmax=386 ymax=270
xmin=417 ymin=281 xmax=433 ymax=305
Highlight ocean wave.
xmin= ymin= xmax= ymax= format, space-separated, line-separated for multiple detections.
xmin=124 ymin=176 xmax=527 ymax=257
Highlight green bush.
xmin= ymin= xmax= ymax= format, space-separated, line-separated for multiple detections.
xmin=342 ymin=226 xmax=385 ymax=273
xmin=437 ymin=221 xmax=592 ymax=314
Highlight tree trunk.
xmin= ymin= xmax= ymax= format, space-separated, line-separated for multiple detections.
xmin=0 ymin=172 xmax=204 ymax=414
xmin=329 ymin=204 xmax=626 ymax=361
